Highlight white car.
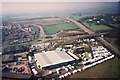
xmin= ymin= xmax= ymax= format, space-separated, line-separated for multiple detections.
xmin=32 ymin=69 xmax=38 ymax=75
xmin=78 ymin=69 xmax=81 ymax=71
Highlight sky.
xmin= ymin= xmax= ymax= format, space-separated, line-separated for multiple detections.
xmin=0 ymin=0 xmax=119 ymax=17
xmin=2 ymin=3 xmax=101 ymax=14
xmin=1 ymin=0 xmax=119 ymax=2
xmin=2 ymin=2 xmax=118 ymax=17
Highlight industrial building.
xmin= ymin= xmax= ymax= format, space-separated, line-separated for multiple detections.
xmin=34 ymin=48 xmax=75 ymax=70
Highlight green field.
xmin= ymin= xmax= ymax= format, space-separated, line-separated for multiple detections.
xmin=83 ymin=23 xmax=112 ymax=32
xmin=68 ymin=57 xmax=120 ymax=78
xmin=110 ymin=24 xmax=120 ymax=28
xmin=69 ymin=15 xmax=82 ymax=21
xmin=44 ymin=23 xmax=78 ymax=35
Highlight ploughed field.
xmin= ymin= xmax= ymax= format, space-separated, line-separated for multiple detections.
xmin=43 ymin=22 xmax=78 ymax=35
xmin=12 ymin=18 xmax=67 ymax=25
xmin=57 ymin=30 xmax=88 ymax=37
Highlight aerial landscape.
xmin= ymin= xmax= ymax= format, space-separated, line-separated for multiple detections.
xmin=0 ymin=1 xmax=120 ymax=80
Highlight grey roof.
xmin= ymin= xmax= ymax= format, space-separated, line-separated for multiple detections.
xmin=34 ymin=49 xmax=74 ymax=68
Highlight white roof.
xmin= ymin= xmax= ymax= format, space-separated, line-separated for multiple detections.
xmin=34 ymin=49 xmax=74 ymax=68
xmin=67 ymin=51 xmax=79 ymax=60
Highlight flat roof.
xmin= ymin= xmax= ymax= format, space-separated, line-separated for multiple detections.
xmin=34 ymin=49 xmax=74 ymax=68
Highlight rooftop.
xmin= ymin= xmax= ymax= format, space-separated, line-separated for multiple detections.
xmin=34 ymin=48 xmax=75 ymax=68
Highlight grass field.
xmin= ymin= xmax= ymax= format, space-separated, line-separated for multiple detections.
xmin=68 ymin=57 xmax=120 ymax=78
xmin=44 ymin=22 xmax=78 ymax=35
xmin=110 ymin=24 xmax=120 ymax=28
xmin=83 ymin=23 xmax=112 ymax=32
xmin=69 ymin=15 xmax=82 ymax=21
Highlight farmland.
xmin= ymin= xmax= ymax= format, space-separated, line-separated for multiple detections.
xmin=12 ymin=18 xmax=67 ymax=25
xmin=69 ymin=15 xmax=82 ymax=21
xmin=68 ymin=57 xmax=120 ymax=78
xmin=83 ymin=23 xmax=112 ymax=32
xmin=43 ymin=22 xmax=78 ymax=35
xmin=110 ymin=24 xmax=120 ymax=28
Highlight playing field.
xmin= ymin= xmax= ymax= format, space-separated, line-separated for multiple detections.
xmin=44 ymin=22 xmax=78 ymax=35
xmin=83 ymin=23 xmax=112 ymax=32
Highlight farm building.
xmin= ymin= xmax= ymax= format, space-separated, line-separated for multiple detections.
xmin=34 ymin=48 xmax=75 ymax=70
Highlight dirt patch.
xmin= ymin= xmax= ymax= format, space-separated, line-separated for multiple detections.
xmin=57 ymin=30 xmax=88 ymax=37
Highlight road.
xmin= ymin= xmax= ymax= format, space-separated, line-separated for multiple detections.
xmin=67 ymin=18 xmax=120 ymax=57
xmin=36 ymin=24 xmax=45 ymax=39
xmin=67 ymin=18 xmax=94 ymax=34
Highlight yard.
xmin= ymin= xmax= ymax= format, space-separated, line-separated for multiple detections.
xmin=44 ymin=22 xmax=78 ymax=35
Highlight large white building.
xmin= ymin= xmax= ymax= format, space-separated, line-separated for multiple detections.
xmin=34 ymin=48 xmax=75 ymax=70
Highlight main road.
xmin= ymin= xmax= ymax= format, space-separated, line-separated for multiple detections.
xmin=36 ymin=24 xmax=45 ymax=39
xmin=67 ymin=18 xmax=120 ymax=57
xmin=67 ymin=18 xmax=94 ymax=34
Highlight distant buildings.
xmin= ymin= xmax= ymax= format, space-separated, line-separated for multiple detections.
xmin=2 ymin=23 xmax=40 ymax=45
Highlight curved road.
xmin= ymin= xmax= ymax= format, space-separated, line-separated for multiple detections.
xmin=36 ymin=24 xmax=45 ymax=39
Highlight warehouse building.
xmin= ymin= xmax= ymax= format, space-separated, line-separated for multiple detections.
xmin=34 ymin=48 xmax=75 ymax=70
